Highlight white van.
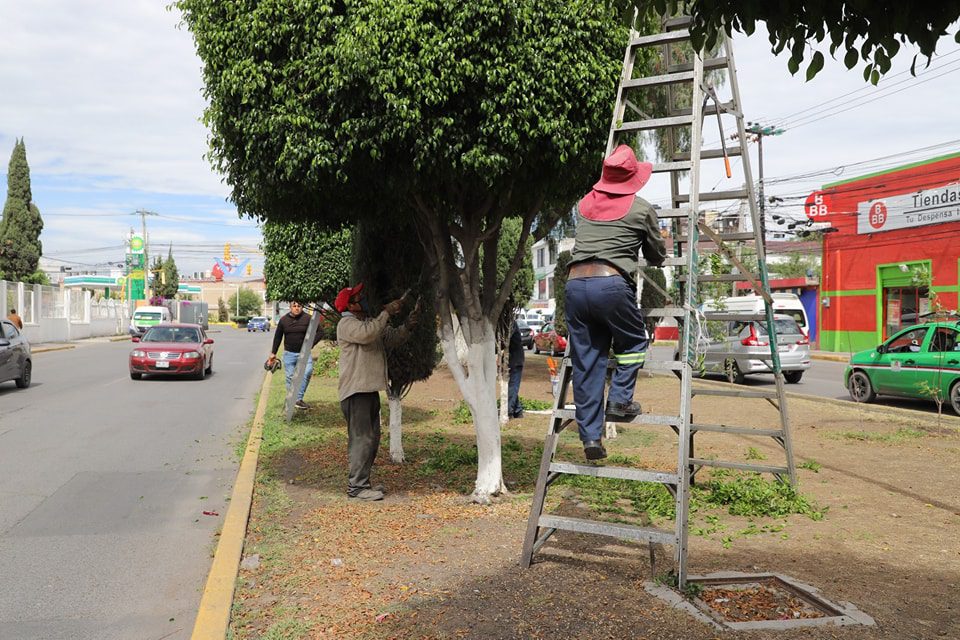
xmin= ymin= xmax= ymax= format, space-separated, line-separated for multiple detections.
xmin=702 ymin=293 xmax=809 ymax=336
xmin=129 ymin=305 xmax=173 ymax=335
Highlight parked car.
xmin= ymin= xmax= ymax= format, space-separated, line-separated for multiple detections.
xmin=515 ymin=319 xmax=534 ymax=349
xmin=524 ymin=312 xmax=545 ymax=332
xmin=678 ymin=314 xmax=810 ymax=384
xmin=533 ymin=321 xmax=567 ymax=356
xmin=247 ymin=316 xmax=271 ymax=332
xmin=0 ymin=319 xmax=31 ymax=389
xmin=129 ymin=323 xmax=214 ymax=380
xmin=845 ymin=320 xmax=960 ymax=414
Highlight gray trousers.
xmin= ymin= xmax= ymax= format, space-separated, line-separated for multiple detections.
xmin=340 ymin=392 xmax=381 ymax=495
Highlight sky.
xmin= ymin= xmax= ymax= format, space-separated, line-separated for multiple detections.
xmin=0 ymin=2 xmax=958 ymax=276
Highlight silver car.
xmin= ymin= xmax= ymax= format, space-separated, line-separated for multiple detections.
xmin=683 ymin=314 xmax=811 ymax=384
xmin=0 ymin=319 xmax=31 ymax=389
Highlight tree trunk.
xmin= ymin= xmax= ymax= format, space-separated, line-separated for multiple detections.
xmin=387 ymin=392 xmax=404 ymax=463
xmin=438 ymin=317 xmax=505 ymax=503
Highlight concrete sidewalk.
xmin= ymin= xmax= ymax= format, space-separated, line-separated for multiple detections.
xmin=31 ymin=335 xmax=131 ymax=354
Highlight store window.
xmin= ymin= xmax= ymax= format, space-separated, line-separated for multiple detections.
xmin=882 ymin=287 xmax=929 ymax=338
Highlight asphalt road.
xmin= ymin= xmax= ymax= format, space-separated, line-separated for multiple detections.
xmin=0 ymin=328 xmax=272 ymax=640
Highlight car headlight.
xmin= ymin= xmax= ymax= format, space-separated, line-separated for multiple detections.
xmin=131 ymin=350 xmax=146 ymax=357
xmin=183 ymin=351 xmax=201 ymax=359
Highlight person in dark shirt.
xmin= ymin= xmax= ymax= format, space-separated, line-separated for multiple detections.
xmin=507 ymin=321 xmax=525 ymax=419
xmin=267 ymin=301 xmax=322 ymax=409
xmin=565 ymin=144 xmax=666 ymax=460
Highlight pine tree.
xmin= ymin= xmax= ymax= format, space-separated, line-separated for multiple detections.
xmin=159 ymin=245 xmax=180 ymax=298
xmin=0 ymin=139 xmax=43 ymax=282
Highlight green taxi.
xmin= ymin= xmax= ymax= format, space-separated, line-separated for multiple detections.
xmin=845 ymin=320 xmax=960 ymax=414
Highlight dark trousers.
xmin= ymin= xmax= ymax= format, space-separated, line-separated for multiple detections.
xmin=565 ymin=275 xmax=649 ymax=442
xmin=340 ymin=392 xmax=381 ymax=495
xmin=508 ymin=365 xmax=524 ymax=416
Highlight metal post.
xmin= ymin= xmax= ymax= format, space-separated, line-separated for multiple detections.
xmin=757 ymin=134 xmax=765 ymax=240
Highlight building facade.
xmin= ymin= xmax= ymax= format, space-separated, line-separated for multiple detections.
xmin=806 ymin=152 xmax=960 ymax=352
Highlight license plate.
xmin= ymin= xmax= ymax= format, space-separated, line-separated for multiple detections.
xmin=155 ymin=361 xmax=170 ymax=369
xmin=778 ymin=346 xmax=791 ymax=353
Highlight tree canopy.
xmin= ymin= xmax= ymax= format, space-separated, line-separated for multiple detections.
xmin=0 ymin=139 xmax=43 ymax=282
xmin=262 ymin=222 xmax=352 ymax=305
xmin=654 ymin=0 xmax=960 ymax=83
xmin=151 ymin=245 xmax=181 ymax=298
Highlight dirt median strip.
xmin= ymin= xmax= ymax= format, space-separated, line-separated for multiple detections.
xmin=191 ymin=371 xmax=271 ymax=640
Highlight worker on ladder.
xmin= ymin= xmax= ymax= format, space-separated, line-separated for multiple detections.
xmin=565 ymin=144 xmax=666 ymax=460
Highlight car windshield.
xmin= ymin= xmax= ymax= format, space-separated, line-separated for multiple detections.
xmin=516 ymin=319 xmax=529 ymax=329
xmin=135 ymin=312 xmax=162 ymax=321
xmin=778 ymin=310 xmax=806 ymax=328
xmin=251 ymin=317 xmax=266 ymax=322
xmin=142 ymin=327 xmax=200 ymax=343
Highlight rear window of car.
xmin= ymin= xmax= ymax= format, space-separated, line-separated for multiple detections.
xmin=756 ymin=318 xmax=802 ymax=336
xmin=777 ymin=310 xmax=806 ymax=327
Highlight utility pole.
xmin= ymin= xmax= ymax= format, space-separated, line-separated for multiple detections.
xmin=134 ymin=209 xmax=158 ymax=300
xmin=744 ymin=123 xmax=784 ymax=240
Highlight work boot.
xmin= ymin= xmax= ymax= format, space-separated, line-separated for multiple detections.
xmin=606 ymin=400 xmax=642 ymax=419
xmin=348 ymin=488 xmax=384 ymax=501
xmin=583 ymin=440 xmax=607 ymax=461
xmin=295 ymin=399 xmax=309 ymax=410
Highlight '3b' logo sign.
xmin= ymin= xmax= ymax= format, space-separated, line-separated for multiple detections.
xmin=869 ymin=202 xmax=888 ymax=230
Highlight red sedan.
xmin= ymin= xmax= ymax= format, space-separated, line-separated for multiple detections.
xmin=129 ymin=323 xmax=214 ymax=380
xmin=533 ymin=322 xmax=567 ymax=356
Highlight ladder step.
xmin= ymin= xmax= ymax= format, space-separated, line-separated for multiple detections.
xmin=701 ymin=313 xmax=767 ymax=322
xmin=639 ymin=256 xmax=686 ymax=268
xmin=623 ymin=70 xmax=695 ymax=90
xmin=677 ymin=273 xmax=757 ymax=283
xmin=663 ymin=16 xmax=693 ymax=29
xmin=691 ymin=423 xmax=784 ymax=437
xmin=669 ymin=57 xmax=730 ymax=74
xmin=538 ymin=515 xmax=675 ymax=545
xmin=616 ymin=114 xmax=693 ymax=133
xmin=675 ymin=146 xmax=743 ymax=161
xmin=675 ymin=189 xmax=749 ymax=203
xmin=630 ymin=30 xmax=691 ymax=48
xmin=549 ymin=462 xmax=678 ymax=485
xmin=651 ymin=160 xmax=693 ymax=173
xmin=553 ymin=408 xmax=681 ymax=427
xmin=692 ymin=388 xmax=780 ymax=399
xmin=655 ymin=207 xmax=694 ymax=219
xmin=645 ymin=307 xmax=686 ymax=317
xmin=690 ymin=458 xmax=790 ymax=475
xmin=677 ymin=232 xmax=755 ymax=243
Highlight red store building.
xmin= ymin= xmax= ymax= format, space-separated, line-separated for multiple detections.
xmin=806 ymin=151 xmax=960 ymax=353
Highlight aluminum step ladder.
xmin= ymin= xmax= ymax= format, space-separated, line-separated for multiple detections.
xmin=520 ymin=15 xmax=796 ymax=588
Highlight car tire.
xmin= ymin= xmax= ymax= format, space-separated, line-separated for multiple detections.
xmin=847 ymin=370 xmax=876 ymax=403
xmin=950 ymin=381 xmax=960 ymax=416
xmin=14 ymin=360 xmax=31 ymax=389
xmin=724 ymin=359 xmax=746 ymax=385
xmin=205 ymin=358 xmax=213 ymax=375
xmin=533 ymin=343 xmax=540 ymax=355
xmin=784 ymin=371 xmax=803 ymax=384
xmin=130 ymin=372 xmax=142 ymax=380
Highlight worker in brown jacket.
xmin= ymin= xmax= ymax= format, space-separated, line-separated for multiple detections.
xmin=335 ymin=283 xmax=419 ymax=501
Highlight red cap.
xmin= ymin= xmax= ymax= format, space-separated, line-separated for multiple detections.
xmin=334 ymin=283 xmax=364 ymax=312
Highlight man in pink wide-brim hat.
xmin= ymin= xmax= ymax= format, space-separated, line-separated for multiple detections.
xmin=564 ymin=144 xmax=667 ymax=461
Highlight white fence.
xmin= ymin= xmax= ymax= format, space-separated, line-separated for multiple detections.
xmin=1 ymin=279 xmax=129 ymax=344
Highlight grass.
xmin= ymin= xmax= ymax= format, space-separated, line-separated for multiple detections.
xmin=799 ymin=459 xmax=822 ymax=472
xmin=827 ymin=427 xmax=926 ymax=444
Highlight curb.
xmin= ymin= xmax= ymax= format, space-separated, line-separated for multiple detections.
xmin=811 ymin=353 xmax=851 ymax=363
xmin=785 ymin=389 xmax=960 ymax=429
xmin=32 ymin=345 xmax=76 ymax=354
xmin=191 ymin=371 xmax=271 ymax=639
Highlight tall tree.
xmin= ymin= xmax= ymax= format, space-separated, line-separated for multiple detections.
xmin=162 ymin=245 xmax=180 ymax=298
xmin=178 ymin=0 xmax=641 ymax=502
xmin=0 ymin=139 xmax=43 ymax=282
xmin=263 ymin=222 xmax=352 ymax=309
xmin=353 ymin=219 xmax=439 ymax=463
xmin=652 ymin=0 xmax=960 ymax=83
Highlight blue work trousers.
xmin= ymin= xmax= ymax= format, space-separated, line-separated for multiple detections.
xmin=508 ymin=365 xmax=524 ymax=417
xmin=283 ymin=350 xmax=314 ymax=401
xmin=565 ymin=275 xmax=649 ymax=442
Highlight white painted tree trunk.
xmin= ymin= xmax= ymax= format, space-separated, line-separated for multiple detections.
xmin=387 ymin=392 xmax=404 ymax=463
xmin=439 ymin=318 xmax=505 ymax=503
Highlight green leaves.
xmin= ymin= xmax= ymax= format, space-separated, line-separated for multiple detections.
xmin=804 ymin=50 xmax=824 ymax=81
xmin=0 ymin=139 xmax=43 ymax=281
